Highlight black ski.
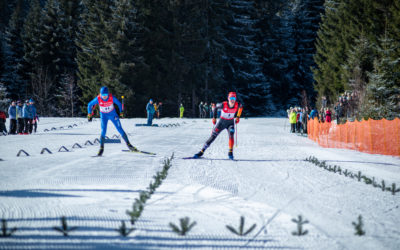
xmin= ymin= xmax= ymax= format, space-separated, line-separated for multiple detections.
xmin=122 ymin=149 xmax=156 ymax=155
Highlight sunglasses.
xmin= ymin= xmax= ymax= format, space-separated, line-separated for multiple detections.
xmin=229 ymin=97 xmax=236 ymax=101
xmin=101 ymin=94 xmax=109 ymax=98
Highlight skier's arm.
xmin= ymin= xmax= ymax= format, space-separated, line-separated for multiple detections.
xmin=236 ymin=103 xmax=243 ymax=118
xmin=87 ymin=97 xmax=99 ymax=114
xmin=113 ymin=96 xmax=123 ymax=112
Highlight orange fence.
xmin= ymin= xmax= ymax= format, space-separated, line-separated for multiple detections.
xmin=307 ymin=118 xmax=400 ymax=156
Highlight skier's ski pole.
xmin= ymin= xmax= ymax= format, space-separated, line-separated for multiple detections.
xmin=235 ymin=122 xmax=238 ymax=147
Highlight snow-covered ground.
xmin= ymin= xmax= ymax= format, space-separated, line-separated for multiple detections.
xmin=0 ymin=117 xmax=399 ymax=250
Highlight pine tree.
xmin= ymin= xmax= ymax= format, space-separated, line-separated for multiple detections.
xmin=1 ymin=0 xmax=27 ymax=100
xmin=101 ymin=0 xmax=141 ymax=115
xmin=37 ymin=0 xmax=68 ymax=80
xmin=22 ymin=0 xmax=42 ymax=73
xmin=0 ymin=81 xmax=10 ymax=109
xmin=76 ymin=0 xmax=114 ymax=110
xmin=291 ymin=0 xmax=324 ymax=107
xmin=224 ymin=0 xmax=274 ymax=116
xmin=260 ymin=3 xmax=295 ymax=110
xmin=362 ymin=36 xmax=400 ymax=119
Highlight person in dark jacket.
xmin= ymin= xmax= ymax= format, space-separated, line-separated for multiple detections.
xmin=146 ymin=99 xmax=155 ymax=125
xmin=198 ymin=102 xmax=203 ymax=118
xmin=16 ymin=100 xmax=24 ymax=134
xmin=8 ymin=101 xmax=17 ymax=134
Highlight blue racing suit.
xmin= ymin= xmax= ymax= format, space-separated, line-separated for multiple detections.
xmin=87 ymin=94 xmax=128 ymax=144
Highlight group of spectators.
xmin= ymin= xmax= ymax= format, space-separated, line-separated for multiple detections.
xmin=287 ymin=107 xmax=311 ymax=134
xmin=287 ymin=91 xmax=360 ymax=134
xmin=0 ymin=99 xmax=38 ymax=136
xmin=198 ymin=102 xmax=218 ymax=118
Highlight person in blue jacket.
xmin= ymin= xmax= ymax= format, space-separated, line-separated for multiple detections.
xmin=22 ymin=100 xmax=32 ymax=134
xmin=8 ymin=101 xmax=17 ymax=134
xmin=87 ymin=86 xmax=135 ymax=156
xmin=29 ymin=99 xmax=38 ymax=133
xmin=309 ymin=108 xmax=318 ymax=120
xmin=146 ymin=99 xmax=155 ymax=126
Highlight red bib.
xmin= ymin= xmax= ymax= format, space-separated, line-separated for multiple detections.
xmin=220 ymin=101 xmax=238 ymax=120
xmin=97 ymin=94 xmax=114 ymax=113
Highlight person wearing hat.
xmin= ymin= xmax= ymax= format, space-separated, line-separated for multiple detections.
xmin=22 ymin=100 xmax=32 ymax=134
xmin=146 ymin=99 xmax=155 ymax=126
xmin=29 ymin=99 xmax=38 ymax=133
xmin=87 ymin=86 xmax=135 ymax=156
xmin=16 ymin=100 xmax=24 ymax=134
xmin=193 ymin=92 xmax=243 ymax=160
xmin=8 ymin=101 xmax=17 ymax=134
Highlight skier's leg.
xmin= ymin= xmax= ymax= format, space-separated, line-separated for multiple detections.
xmin=228 ymin=125 xmax=235 ymax=159
xmin=110 ymin=115 xmax=136 ymax=151
xmin=194 ymin=122 xmax=224 ymax=158
xmin=98 ymin=117 xmax=108 ymax=156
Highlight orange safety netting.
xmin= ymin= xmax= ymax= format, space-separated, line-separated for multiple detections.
xmin=307 ymin=118 xmax=400 ymax=156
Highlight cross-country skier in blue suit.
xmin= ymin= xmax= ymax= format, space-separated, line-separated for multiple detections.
xmin=87 ymin=86 xmax=136 ymax=156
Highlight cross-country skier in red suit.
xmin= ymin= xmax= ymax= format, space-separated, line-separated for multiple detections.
xmin=193 ymin=92 xmax=243 ymax=160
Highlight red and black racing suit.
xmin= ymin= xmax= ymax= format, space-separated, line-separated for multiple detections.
xmin=201 ymin=101 xmax=243 ymax=153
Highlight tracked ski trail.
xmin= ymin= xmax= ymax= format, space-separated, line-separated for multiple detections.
xmin=0 ymin=118 xmax=399 ymax=249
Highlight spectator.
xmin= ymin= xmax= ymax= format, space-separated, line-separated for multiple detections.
xmin=157 ymin=102 xmax=163 ymax=118
xmin=179 ymin=104 xmax=184 ymax=118
xmin=199 ymin=102 xmax=203 ymax=118
xmin=334 ymin=102 xmax=342 ymax=124
xmin=0 ymin=109 xmax=7 ymax=135
xmin=146 ymin=99 xmax=156 ymax=126
xmin=153 ymin=102 xmax=159 ymax=119
xmin=325 ymin=108 xmax=332 ymax=123
xmin=203 ymin=102 xmax=209 ymax=118
xmin=309 ymin=107 xmax=318 ymax=120
xmin=22 ymin=100 xmax=32 ymax=134
xmin=296 ymin=107 xmax=302 ymax=133
xmin=301 ymin=107 xmax=308 ymax=134
xmin=29 ymin=99 xmax=38 ymax=133
xmin=211 ymin=103 xmax=215 ymax=118
xmin=8 ymin=101 xmax=17 ymax=134
xmin=16 ymin=100 xmax=24 ymax=134
xmin=289 ymin=108 xmax=297 ymax=133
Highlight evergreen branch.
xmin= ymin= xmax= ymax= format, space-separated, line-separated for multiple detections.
xmin=226 ymin=216 xmax=256 ymax=236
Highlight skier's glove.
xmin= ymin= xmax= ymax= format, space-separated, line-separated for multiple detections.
xmin=212 ymin=118 xmax=216 ymax=125
xmin=235 ymin=117 xmax=240 ymax=124
xmin=87 ymin=114 xmax=93 ymax=122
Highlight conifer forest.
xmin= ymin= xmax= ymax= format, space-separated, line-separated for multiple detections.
xmin=0 ymin=0 xmax=399 ymax=118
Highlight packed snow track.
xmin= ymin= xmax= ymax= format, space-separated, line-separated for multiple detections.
xmin=0 ymin=118 xmax=399 ymax=249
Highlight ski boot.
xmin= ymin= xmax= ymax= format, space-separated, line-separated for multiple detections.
xmin=127 ymin=143 xmax=138 ymax=152
xmin=97 ymin=146 xmax=104 ymax=156
xmin=228 ymin=151 xmax=234 ymax=160
xmin=193 ymin=150 xmax=204 ymax=159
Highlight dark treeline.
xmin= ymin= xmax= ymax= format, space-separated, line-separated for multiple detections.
xmin=1 ymin=0 xmax=322 ymax=117
xmin=314 ymin=0 xmax=400 ymax=120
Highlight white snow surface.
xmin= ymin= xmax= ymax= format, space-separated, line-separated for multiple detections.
xmin=0 ymin=117 xmax=399 ymax=250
